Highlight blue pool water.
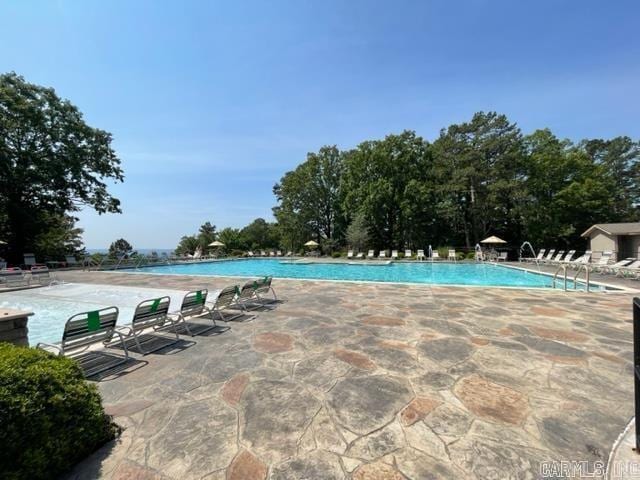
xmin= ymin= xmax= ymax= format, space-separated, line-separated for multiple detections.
xmin=129 ymin=259 xmax=603 ymax=290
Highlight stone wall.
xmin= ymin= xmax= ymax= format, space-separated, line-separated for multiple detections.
xmin=0 ymin=309 xmax=31 ymax=346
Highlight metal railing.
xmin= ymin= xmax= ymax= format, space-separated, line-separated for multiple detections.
xmin=552 ymin=263 xmax=590 ymax=292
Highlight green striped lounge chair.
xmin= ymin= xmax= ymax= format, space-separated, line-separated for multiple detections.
xmin=38 ymin=306 xmax=129 ymax=377
xmin=254 ymin=276 xmax=277 ymax=304
xmin=235 ymin=280 xmax=268 ymax=311
xmin=168 ymin=289 xmax=217 ymax=336
xmin=208 ymin=285 xmax=244 ymax=321
xmin=118 ymin=296 xmax=178 ymax=354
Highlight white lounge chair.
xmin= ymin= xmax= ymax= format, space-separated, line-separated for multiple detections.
xmin=417 ymin=249 xmax=425 ymax=261
xmin=589 ymin=251 xmax=613 ymax=272
xmin=276 ymin=250 xmax=282 ymax=256
xmin=549 ymin=250 xmax=565 ymax=263
xmin=617 ymin=260 xmax=640 ymax=278
xmin=379 ymin=250 xmax=386 ymax=259
xmin=569 ymin=250 xmax=592 ymax=269
xmin=347 ymin=250 xmax=354 ymax=259
xmin=405 ymin=249 xmax=412 ymax=259
xmin=540 ymin=249 xmax=556 ymax=263
xmin=355 ymin=252 xmax=364 ymax=259
xmin=557 ymin=250 xmax=576 ymax=264
xmin=367 ymin=250 xmax=375 ymax=259
xmin=526 ymin=248 xmax=546 ymax=263
xmin=497 ymin=252 xmax=508 ymax=262
xmin=391 ymin=250 xmax=398 ymax=259
xmin=602 ymin=258 xmax=634 ymax=275
xmin=247 ymin=251 xmax=254 ymax=257
xmin=448 ymin=249 xmax=457 ymax=262
xmin=432 ymin=251 xmax=440 ymax=261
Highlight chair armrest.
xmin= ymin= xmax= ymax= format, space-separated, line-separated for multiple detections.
xmin=115 ymin=325 xmax=132 ymax=336
xmin=37 ymin=342 xmax=63 ymax=355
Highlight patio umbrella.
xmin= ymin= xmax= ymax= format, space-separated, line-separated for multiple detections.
xmin=0 ymin=240 xmax=6 ymax=245
xmin=480 ymin=235 xmax=507 ymax=244
xmin=208 ymin=241 xmax=225 ymax=247
xmin=304 ymin=240 xmax=319 ymax=247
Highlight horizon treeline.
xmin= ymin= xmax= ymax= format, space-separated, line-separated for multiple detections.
xmin=176 ymin=111 xmax=639 ymax=254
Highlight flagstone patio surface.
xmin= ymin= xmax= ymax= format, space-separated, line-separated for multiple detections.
xmin=56 ymin=270 xmax=638 ymax=480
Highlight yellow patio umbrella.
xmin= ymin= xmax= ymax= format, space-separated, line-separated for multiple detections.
xmin=480 ymin=235 xmax=507 ymax=244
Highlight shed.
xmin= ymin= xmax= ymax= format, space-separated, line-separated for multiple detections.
xmin=581 ymin=223 xmax=640 ymax=260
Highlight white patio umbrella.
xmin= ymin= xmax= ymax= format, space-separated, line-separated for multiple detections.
xmin=480 ymin=235 xmax=507 ymax=244
xmin=208 ymin=241 xmax=225 ymax=247
xmin=0 ymin=240 xmax=6 ymax=245
xmin=304 ymin=240 xmax=319 ymax=247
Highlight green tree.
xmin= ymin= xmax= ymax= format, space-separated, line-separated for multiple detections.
xmin=33 ymin=214 xmax=85 ymax=260
xmin=274 ymin=145 xmax=345 ymax=244
xmin=175 ymin=235 xmax=199 ymax=256
xmin=197 ymin=221 xmax=217 ymax=251
xmin=240 ymin=218 xmax=279 ymax=250
xmin=0 ymin=73 xmax=123 ymax=264
xmin=345 ymin=212 xmax=369 ymax=251
xmin=108 ymin=238 xmax=134 ymax=258
xmin=342 ymin=131 xmax=432 ymax=248
xmin=217 ymin=227 xmax=244 ymax=251
xmin=432 ymin=112 xmax=526 ymax=247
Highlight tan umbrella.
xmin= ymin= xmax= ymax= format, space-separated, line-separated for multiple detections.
xmin=0 ymin=240 xmax=6 ymax=245
xmin=208 ymin=241 xmax=225 ymax=247
xmin=304 ymin=240 xmax=319 ymax=247
xmin=480 ymin=235 xmax=507 ymax=244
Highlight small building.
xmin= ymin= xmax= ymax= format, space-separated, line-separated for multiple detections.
xmin=581 ymin=223 xmax=640 ymax=260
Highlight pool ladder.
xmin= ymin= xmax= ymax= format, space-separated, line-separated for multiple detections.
xmin=552 ymin=263 xmax=590 ymax=292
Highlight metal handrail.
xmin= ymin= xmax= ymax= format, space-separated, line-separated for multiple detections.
xmin=552 ymin=264 xmax=568 ymax=290
xmin=573 ymin=264 xmax=590 ymax=292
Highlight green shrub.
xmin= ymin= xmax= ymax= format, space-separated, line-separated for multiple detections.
xmin=466 ymin=251 xmax=476 ymax=260
xmin=331 ymin=251 xmax=342 ymax=258
xmin=398 ymin=252 xmax=405 ymax=259
xmin=230 ymin=249 xmax=244 ymax=257
xmin=0 ymin=343 xmax=118 ymax=479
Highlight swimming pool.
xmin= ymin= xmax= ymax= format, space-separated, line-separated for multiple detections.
xmin=0 ymin=283 xmax=190 ymax=346
xmin=126 ymin=259 xmax=604 ymax=290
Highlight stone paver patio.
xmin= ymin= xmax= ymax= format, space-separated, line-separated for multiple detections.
xmin=53 ymin=270 xmax=640 ymax=479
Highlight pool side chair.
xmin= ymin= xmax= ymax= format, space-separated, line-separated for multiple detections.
xmin=269 ymin=251 xmax=275 ymax=257
xmin=235 ymin=281 xmax=264 ymax=311
xmin=367 ymin=250 xmax=375 ymax=259
xmin=432 ymin=251 xmax=440 ymax=261
xmin=549 ymin=250 xmax=565 ymax=263
xmin=355 ymin=252 xmax=364 ymax=259
xmin=379 ymin=250 xmax=386 ymax=259
xmin=541 ymin=249 xmax=556 ymax=263
xmin=569 ymin=250 xmax=592 ymax=269
xmin=285 ymin=251 xmax=293 ymax=257
xmin=405 ymin=249 xmax=412 ymax=259
xmin=168 ymin=289 xmax=217 ymax=336
xmin=30 ymin=265 xmax=59 ymax=286
xmin=247 ymin=251 xmax=254 ymax=257
xmin=558 ymin=250 xmax=576 ymax=264
xmin=253 ymin=276 xmax=277 ymax=304
xmin=524 ymin=248 xmax=545 ymax=263
xmin=497 ymin=252 xmax=508 ymax=262
xmin=208 ymin=285 xmax=244 ymax=321
xmin=23 ymin=253 xmax=37 ymax=268
xmin=0 ymin=268 xmax=31 ymax=288
xmin=118 ymin=296 xmax=178 ymax=354
xmin=603 ymin=258 xmax=634 ymax=275
xmin=391 ymin=250 xmax=398 ymax=259
xmin=416 ymin=249 xmax=425 ymax=261
xmin=347 ymin=250 xmax=354 ymax=259
xmin=448 ymin=250 xmax=457 ymax=262
xmin=617 ymin=260 xmax=640 ymax=278
xmin=38 ymin=306 xmax=128 ymax=377
xmin=589 ymin=251 xmax=613 ymax=273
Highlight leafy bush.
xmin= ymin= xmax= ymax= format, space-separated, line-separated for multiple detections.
xmin=331 ymin=251 xmax=342 ymax=258
xmin=466 ymin=251 xmax=476 ymax=260
xmin=398 ymin=252 xmax=405 ymax=259
xmin=0 ymin=344 xmax=118 ymax=479
xmin=230 ymin=249 xmax=244 ymax=257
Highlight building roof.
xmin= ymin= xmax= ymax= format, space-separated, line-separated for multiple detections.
xmin=581 ymin=223 xmax=640 ymax=237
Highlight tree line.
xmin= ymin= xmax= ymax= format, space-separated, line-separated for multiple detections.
xmin=273 ymin=112 xmax=639 ymax=253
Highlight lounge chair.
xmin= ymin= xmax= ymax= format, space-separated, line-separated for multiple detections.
xmin=379 ymin=250 xmax=386 ymax=259
xmin=432 ymin=251 xmax=440 ymax=261
xmin=260 ymin=250 xmax=267 ymax=257
xmin=549 ymin=250 xmax=565 ymax=263
xmin=0 ymin=261 xmax=6 ymax=270
xmin=569 ymin=250 xmax=592 ymax=269
xmin=29 ymin=265 xmax=59 ymax=285
xmin=168 ymin=289 xmax=217 ymax=336
xmin=65 ymin=255 xmax=80 ymax=267
xmin=589 ymin=251 xmax=613 ymax=272
xmin=37 ymin=307 xmax=129 ymax=377
xmin=417 ymin=249 xmax=425 ymax=261
xmin=23 ymin=253 xmax=37 ymax=268
xmin=276 ymin=250 xmax=282 ymax=256
xmin=254 ymin=276 xmax=277 ymax=304
xmin=355 ymin=252 xmax=364 ymax=259
xmin=616 ymin=260 xmax=640 ymax=278
xmin=602 ymin=258 xmax=634 ymax=275
xmin=367 ymin=250 xmax=375 ymax=259
xmin=405 ymin=249 xmax=412 ymax=259
xmin=208 ymin=285 xmax=244 ymax=321
xmin=0 ymin=268 xmax=30 ymax=288
xmin=497 ymin=252 xmax=508 ymax=262
xmin=247 ymin=251 xmax=254 ymax=257
xmin=269 ymin=251 xmax=275 ymax=257
xmin=118 ymin=296 xmax=179 ymax=354
xmin=523 ymin=248 xmax=546 ymax=263
xmin=285 ymin=251 xmax=293 ymax=257
xmin=448 ymin=249 xmax=457 ymax=262
xmin=235 ymin=281 xmax=265 ymax=311
xmin=391 ymin=250 xmax=398 ymax=259
xmin=540 ymin=249 xmax=556 ymax=263
xmin=347 ymin=250 xmax=354 ymax=259
xmin=556 ymin=250 xmax=576 ymax=264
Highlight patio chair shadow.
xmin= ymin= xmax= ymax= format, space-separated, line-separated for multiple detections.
xmin=75 ymin=351 xmax=148 ymax=381
xmin=109 ymin=334 xmax=196 ymax=356
xmin=220 ymin=313 xmax=256 ymax=323
xmin=173 ymin=321 xmax=231 ymax=336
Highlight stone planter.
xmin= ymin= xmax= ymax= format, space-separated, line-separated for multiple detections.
xmin=0 ymin=308 xmax=33 ymax=346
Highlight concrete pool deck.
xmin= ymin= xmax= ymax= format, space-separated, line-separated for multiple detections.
xmin=51 ymin=270 xmax=640 ymax=479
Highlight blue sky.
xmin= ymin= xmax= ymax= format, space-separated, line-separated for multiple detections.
xmin=2 ymin=0 xmax=639 ymax=248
